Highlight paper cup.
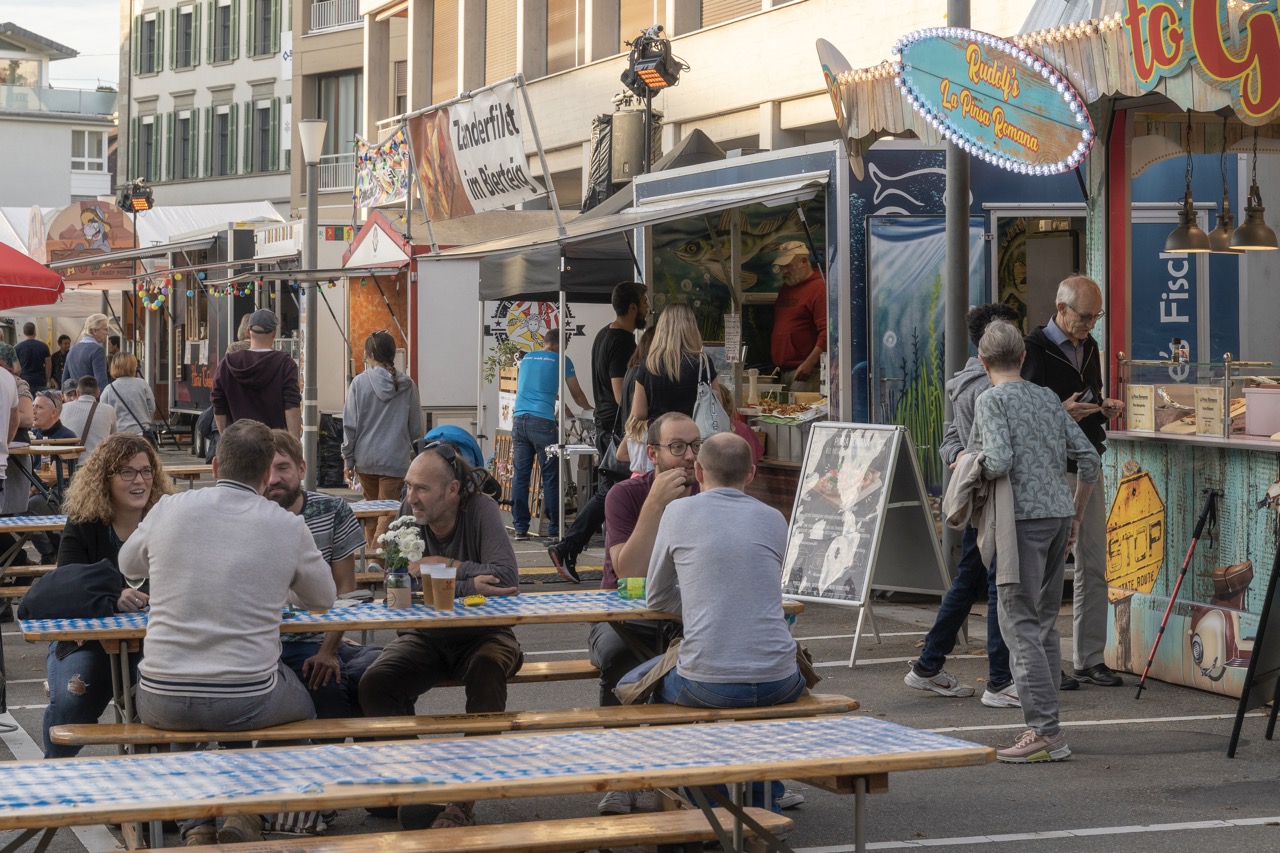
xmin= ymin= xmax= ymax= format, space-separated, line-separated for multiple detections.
xmin=427 ymin=563 xmax=457 ymax=610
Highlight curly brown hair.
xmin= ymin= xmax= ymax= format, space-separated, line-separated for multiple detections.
xmin=62 ymin=433 xmax=174 ymax=524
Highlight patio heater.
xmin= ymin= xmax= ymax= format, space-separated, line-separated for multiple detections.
xmin=298 ymin=119 xmax=328 ymax=490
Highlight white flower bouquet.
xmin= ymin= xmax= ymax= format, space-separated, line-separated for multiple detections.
xmin=377 ymin=515 xmax=426 ymax=573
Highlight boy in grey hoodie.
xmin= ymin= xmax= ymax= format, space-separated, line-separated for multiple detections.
xmin=905 ymin=303 xmax=1020 ymax=706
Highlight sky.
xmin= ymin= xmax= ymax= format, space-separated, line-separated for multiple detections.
xmin=6 ymin=0 xmax=122 ymax=90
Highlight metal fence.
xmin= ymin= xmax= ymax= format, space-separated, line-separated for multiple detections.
xmin=316 ymin=152 xmax=355 ymax=191
xmin=309 ymin=0 xmax=360 ymax=32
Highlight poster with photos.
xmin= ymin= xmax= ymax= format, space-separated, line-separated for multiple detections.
xmin=782 ymin=423 xmax=899 ymax=605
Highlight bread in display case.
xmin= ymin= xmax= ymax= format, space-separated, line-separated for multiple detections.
xmin=1117 ymin=354 xmax=1278 ymax=439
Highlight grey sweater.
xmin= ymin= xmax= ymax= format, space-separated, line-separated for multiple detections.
xmin=342 ymin=366 xmax=424 ymax=477
xmin=646 ymin=488 xmax=798 ymax=684
xmin=968 ymin=381 xmax=1101 ymax=520
xmin=121 ymin=480 xmax=336 ymax=697
xmin=938 ymin=356 xmax=989 ymax=465
xmin=101 ymin=376 xmax=156 ymax=435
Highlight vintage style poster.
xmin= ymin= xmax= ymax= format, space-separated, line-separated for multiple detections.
xmin=42 ymin=201 xmax=137 ymax=282
xmin=354 ymin=127 xmax=411 ymax=209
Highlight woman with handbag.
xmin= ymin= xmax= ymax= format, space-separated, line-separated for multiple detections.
xmin=100 ymin=353 xmax=157 ymax=443
xmin=342 ymin=330 xmax=423 ymax=552
xmin=41 ymin=433 xmax=174 ymax=758
xmin=630 ymin=303 xmax=719 ymax=423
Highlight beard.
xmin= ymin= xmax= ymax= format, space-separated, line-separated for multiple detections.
xmin=268 ymin=482 xmax=303 ymax=509
xmin=634 ymin=314 xmax=648 ymax=331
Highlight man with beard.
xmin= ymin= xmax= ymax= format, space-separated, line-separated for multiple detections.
xmin=267 ymin=430 xmax=379 ymax=719
xmin=769 ymin=241 xmax=827 ymax=392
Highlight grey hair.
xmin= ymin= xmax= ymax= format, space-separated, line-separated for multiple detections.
xmin=978 ymin=321 xmax=1025 ymax=371
xmin=1056 ymin=275 xmax=1100 ymax=307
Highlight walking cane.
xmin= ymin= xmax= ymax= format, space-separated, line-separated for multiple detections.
xmin=1135 ymin=488 xmax=1220 ymax=699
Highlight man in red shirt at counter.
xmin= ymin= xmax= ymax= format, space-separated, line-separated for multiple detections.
xmin=770 ymin=241 xmax=827 ymax=392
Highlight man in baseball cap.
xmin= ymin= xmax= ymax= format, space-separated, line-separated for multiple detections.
xmin=770 ymin=241 xmax=827 ymax=392
xmin=210 ymin=308 xmax=301 ymax=436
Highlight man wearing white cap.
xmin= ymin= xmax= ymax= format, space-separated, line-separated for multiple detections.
xmin=210 ymin=309 xmax=302 ymax=437
xmin=770 ymin=241 xmax=827 ymax=392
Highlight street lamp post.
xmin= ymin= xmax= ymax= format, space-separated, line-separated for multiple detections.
xmin=297 ymin=119 xmax=328 ymax=491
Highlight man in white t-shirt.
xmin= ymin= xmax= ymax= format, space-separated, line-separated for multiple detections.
xmin=0 ymin=366 xmax=18 ymax=495
xmin=60 ymin=375 xmax=118 ymax=456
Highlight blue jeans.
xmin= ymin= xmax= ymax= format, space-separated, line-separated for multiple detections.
xmin=279 ymin=641 xmax=383 ymax=722
xmin=915 ymin=525 xmax=1012 ymax=688
xmin=512 ymin=414 xmax=559 ymax=536
xmin=43 ymin=641 xmax=138 ymax=759
xmin=658 ymin=668 xmax=806 ymax=812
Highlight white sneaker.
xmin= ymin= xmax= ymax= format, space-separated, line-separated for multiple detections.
xmin=776 ymin=788 xmax=804 ymax=809
xmin=904 ymin=667 xmax=975 ymax=697
xmin=981 ymin=682 xmax=1021 ymax=708
xmin=597 ymin=789 xmax=637 ymax=815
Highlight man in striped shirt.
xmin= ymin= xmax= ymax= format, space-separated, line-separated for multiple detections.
xmin=267 ymin=430 xmax=381 ymax=720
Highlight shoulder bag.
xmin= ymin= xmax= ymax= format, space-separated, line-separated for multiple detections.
xmin=106 ymin=383 xmax=158 ymax=448
xmin=691 ymin=354 xmax=732 ymax=439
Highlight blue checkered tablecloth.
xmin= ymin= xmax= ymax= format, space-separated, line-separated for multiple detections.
xmin=20 ymin=590 xmax=654 ymax=637
xmin=0 ymin=514 xmax=66 ymax=528
xmin=0 ymin=717 xmax=985 ymax=815
xmin=348 ymin=499 xmax=400 ymax=514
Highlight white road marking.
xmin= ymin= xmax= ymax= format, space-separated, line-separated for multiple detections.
xmin=927 ymin=711 xmax=1266 ymax=735
xmin=0 ymin=712 xmax=123 ymax=852
xmin=794 ymin=814 xmax=1280 ymax=851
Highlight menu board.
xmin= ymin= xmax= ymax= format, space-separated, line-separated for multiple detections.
xmin=1194 ymin=385 xmax=1226 ymax=437
xmin=782 ymin=423 xmax=948 ymax=608
xmin=1127 ymin=384 xmax=1155 ymax=432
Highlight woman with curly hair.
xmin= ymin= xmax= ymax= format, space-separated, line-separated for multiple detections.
xmin=42 ymin=433 xmax=174 ymax=758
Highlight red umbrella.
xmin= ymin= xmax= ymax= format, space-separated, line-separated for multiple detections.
xmin=0 ymin=242 xmax=64 ymax=311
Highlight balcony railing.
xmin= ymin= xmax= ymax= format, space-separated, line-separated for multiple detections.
xmin=310 ymin=0 xmax=361 ymax=32
xmin=0 ymin=85 xmax=116 ymax=117
xmin=316 ymin=152 xmax=356 ymax=192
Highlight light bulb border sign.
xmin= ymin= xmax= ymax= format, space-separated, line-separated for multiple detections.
xmin=893 ymin=27 xmax=1095 ymax=176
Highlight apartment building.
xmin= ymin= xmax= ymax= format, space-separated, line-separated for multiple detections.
xmin=117 ymin=0 xmax=292 ymax=212
xmin=300 ymin=0 xmax=1036 ymax=218
xmin=0 ymin=23 xmax=116 ymax=209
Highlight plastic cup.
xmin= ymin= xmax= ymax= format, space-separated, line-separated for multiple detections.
xmin=427 ymin=563 xmax=457 ymax=610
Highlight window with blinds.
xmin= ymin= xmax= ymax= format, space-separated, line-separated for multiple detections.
xmin=485 ymin=0 xmax=516 ymax=83
xmin=432 ymin=0 xmax=458 ymax=104
xmin=619 ymin=0 xmax=659 ymax=53
xmin=699 ymin=0 xmax=758 ymax=28
xmin=394 ymin=60 xmax=408 ymax=115
xmin=547 ymin=0 xmax=585 ymax=75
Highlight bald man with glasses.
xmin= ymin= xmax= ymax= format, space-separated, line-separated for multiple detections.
xmin=1022 ymin=275 xmax=1125 ymax=691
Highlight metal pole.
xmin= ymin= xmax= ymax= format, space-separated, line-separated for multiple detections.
xmin=557 ymin=288 xmax=566 ymax=540
xmin=303 ymin=160 xmax=320 ymax=491
xmin=941 ymin=0 xmax=971 ymax=568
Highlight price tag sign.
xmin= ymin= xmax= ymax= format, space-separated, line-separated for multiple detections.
xmin=1194 ymin=386 xmax=1225 ymax=436
xmin=1127 ymin=385 xmax=1155 ymax=432
xmin=723 ymin=314 xmax=741 ymax=364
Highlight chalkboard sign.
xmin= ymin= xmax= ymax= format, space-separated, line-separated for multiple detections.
xmin=1227 ymin=540 xmax=1280 ymax=757
xmin=782 ymin=423 xmax=950 ymax=663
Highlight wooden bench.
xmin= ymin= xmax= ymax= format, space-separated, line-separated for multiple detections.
xmin=51 ymin=693 xmax=858 ymax=746
xmin=4 ymin=564 xmax=55 ymax=578
xmin=201 ymin=808 xmax=792 ymax=853
xmin=0 ymin=584 xmax=33 ymax=599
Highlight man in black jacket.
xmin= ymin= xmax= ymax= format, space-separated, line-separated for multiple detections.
xmin=1022 ymin=275 xmax=1125 ymax=689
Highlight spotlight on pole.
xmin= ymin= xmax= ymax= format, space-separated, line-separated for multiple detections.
xmin=116 ymin=178 xmax=155 ymax=212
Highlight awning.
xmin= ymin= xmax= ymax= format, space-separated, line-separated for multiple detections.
xmin=0 ymin=242 xmax=64 ymax=310
xmin=46 ymin=236 xmax=216 ymax=271
xmin=420 ymin=172 xmax=830 ymax=263
xmin=200 ymin=265 xmax=409 ymax=288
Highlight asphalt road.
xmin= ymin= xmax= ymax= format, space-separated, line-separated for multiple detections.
xmin=2 ymin=468 xmax=1278 ymax=852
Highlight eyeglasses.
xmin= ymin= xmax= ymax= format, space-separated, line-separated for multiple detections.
xmin=36 ymin=390 xmax=61 ymax=405
xmin=423 ymin=440 xmax=461 ymax=476
xmin=116 ymin=467 xmax=155 ymax=482
xmin=1067 ymin=304 xmax=1105 ymax=324
xmin=649 ymin=439 xmax=703 ymax=456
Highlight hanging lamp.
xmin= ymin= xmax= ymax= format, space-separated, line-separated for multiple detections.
xmin=1165 ymin=111 xmax=1211 ymax=253
xmin=1208 ymin=115 xmax=1241 ymax=253
xmin=1229 ymin=127 xmax=1279 ymax=250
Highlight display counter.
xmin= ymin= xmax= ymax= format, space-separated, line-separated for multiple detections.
xmin=1103 ymin=431 xmax=1278 ymax=697
xmin=746 ymin=459 xmax=802 ymax=522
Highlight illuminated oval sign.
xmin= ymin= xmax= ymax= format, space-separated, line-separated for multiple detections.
xmin=892 ymin=27 xmax=1094 ymax=175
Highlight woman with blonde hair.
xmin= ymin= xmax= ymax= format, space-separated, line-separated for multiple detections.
xmin=101 ymin=352 xmax=157 ymax=442
xmin=62 ymin=312 xmax=110 ymax=389
xmin=41 ymin=433 xmax=174 ymax=758
xmin=630 ymin=303 xmax=718 ymax=422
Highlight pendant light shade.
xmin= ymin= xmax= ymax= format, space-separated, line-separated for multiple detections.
xmin=1209 ymin=115 xmax=1241 ymax=254
xmin=1165 ymin=111 xmax=1211 ymax=254
xmin=1229 ymin=128 xmax=1278 ymax=251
